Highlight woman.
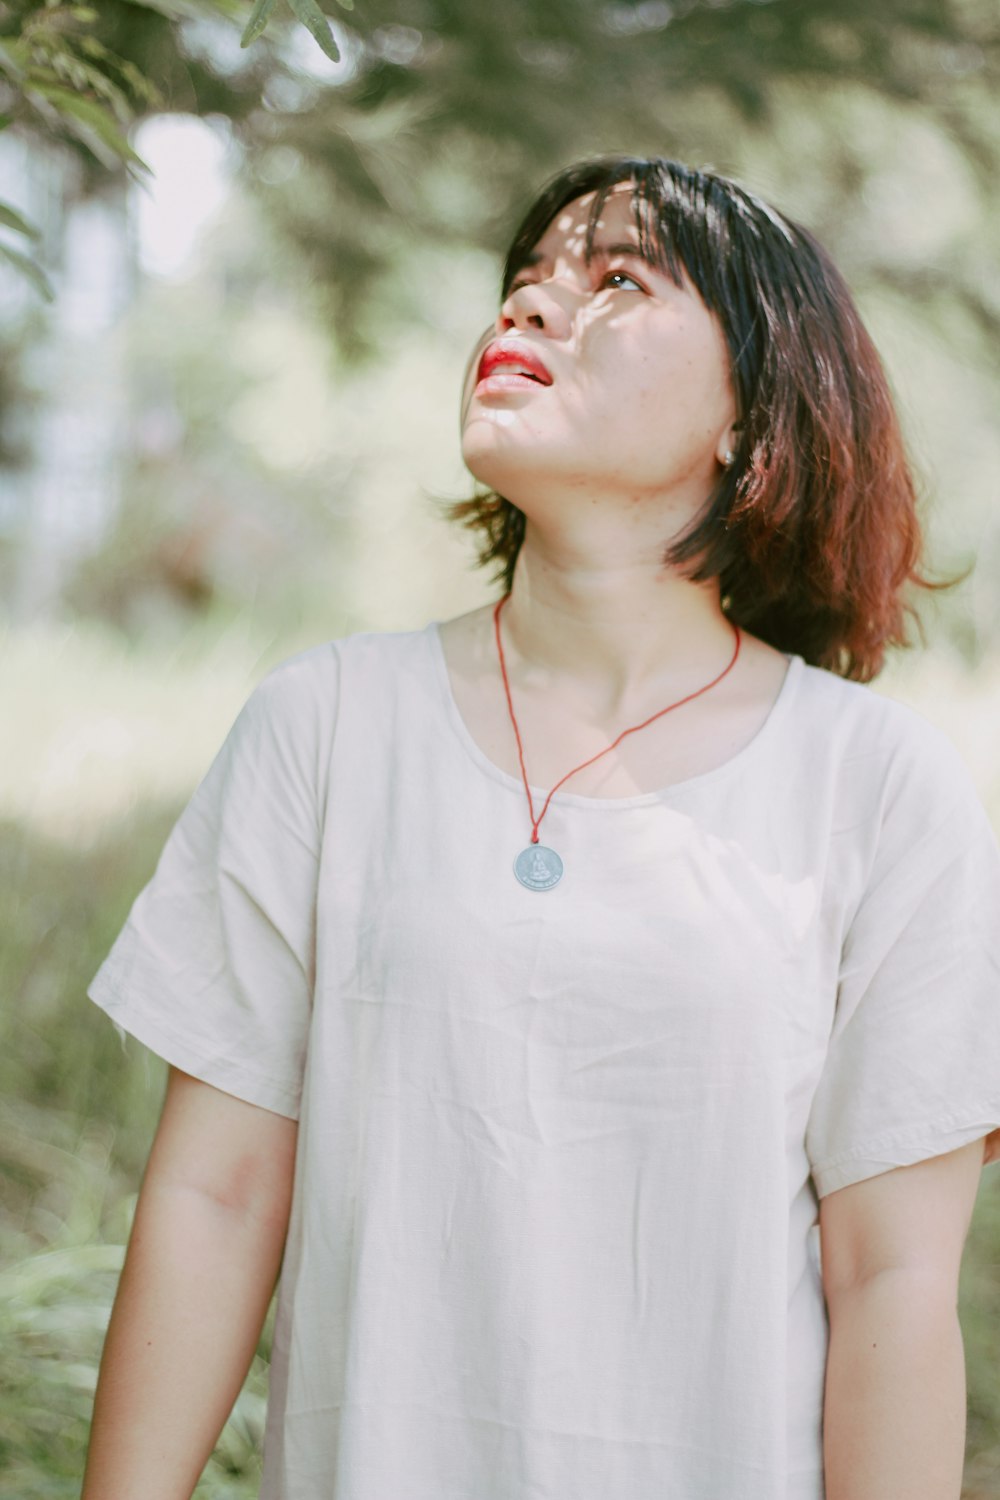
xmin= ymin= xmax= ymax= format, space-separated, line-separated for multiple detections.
xmin=83 ymin=156 xmax=1000 ymax=1500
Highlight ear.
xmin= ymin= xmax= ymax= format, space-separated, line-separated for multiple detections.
xmin=716 ymin=422 xmax=741 ymax=470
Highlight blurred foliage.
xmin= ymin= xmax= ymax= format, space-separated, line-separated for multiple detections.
xmin=230 ymin=0 xmax=1000 ymax=359
xmin=0 ymin=806 xmax=274 ymax=1497
xmin=4 ymin=0 xmax=997 ymax=643
xmin=0 ymin=304 xmax=45 ymax=466
xmin=3 ymin=3 xmax=1000 ymax=626
xmin=0 ymin=0 xmax=160 ymax=293
xmin=241 ymin=0 xmax=345 ymax=62
xmin=0 ymin=0 xmax=275 ymax=295
xmin=48 ymin=177 xmax=486 ymax=639
xmin=61 ymin=227 xmax=357 ymax=635
xmin=2 ymin=1 xmax=999 ymax=347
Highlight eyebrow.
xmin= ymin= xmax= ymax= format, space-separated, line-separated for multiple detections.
xmin=519 ymin=240 xmax=657 ymax=271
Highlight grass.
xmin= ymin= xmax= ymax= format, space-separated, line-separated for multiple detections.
xmin=0 ymin=609 xmax=294 ymax=1496
xmin=0 ymin=803 xmax=273 ymax=1498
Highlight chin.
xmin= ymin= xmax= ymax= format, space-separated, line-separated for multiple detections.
xmin=461 ymin=427 xmax=523 ymax=487
xmin=463 ymin=408 xmax=557 ymax=454
xmin=463 ymin=457 xmax=539 ymax=504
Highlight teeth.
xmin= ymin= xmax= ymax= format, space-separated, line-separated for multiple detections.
xmin=495 ymin=363 xmax=538 ymax=380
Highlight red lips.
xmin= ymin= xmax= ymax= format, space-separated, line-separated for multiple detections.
xmin=476 ymin=339 xmax=553 ymax=386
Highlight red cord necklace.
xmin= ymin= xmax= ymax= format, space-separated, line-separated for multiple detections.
xmin=493 ymin=592 xmax=742 ymax=890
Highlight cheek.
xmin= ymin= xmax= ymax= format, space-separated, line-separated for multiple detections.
xmin=605 ymin=323 xmax=731 ymax=434
xmin=581 ymin=353 xmax=709 ymax=442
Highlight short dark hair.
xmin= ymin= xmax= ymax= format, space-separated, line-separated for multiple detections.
xmin=448 ymin=154 xmax=952 ymax=682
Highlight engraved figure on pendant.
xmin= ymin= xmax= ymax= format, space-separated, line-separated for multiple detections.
xmin=514 ymin=845 xmax=564 ymax=891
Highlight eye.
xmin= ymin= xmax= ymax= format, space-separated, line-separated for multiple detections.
xmin=598 ymin=268 xmax=646 ymax=293
xmin=503 ymin=265 xmax=649 ymax=301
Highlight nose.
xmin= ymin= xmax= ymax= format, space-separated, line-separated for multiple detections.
xmin=496 ymin=279 xmax=572 ymax=339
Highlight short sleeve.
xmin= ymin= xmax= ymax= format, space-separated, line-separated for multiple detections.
xmin=87 ymin=646 xmax=338 ymax=1120
xmin=806 ymin=720 xmax=1000 ymax=1198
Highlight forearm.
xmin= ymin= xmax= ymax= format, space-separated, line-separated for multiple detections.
xmin=823 ymin=1271 xmax=966 ymax=1500
xmin=81 ymin=1178 xmax=288 ymax=1500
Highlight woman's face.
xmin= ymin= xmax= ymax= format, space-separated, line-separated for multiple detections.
xmin=460 ymin=184 xmax=737 ymax=524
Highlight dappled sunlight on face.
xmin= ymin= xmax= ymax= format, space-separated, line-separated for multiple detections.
xmin=460 ymin=186 xmax=661 ymax=426
xmin=459 ymin=186 xmax=736 ymax=521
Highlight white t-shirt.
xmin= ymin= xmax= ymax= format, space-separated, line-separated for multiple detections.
xmin=88 ymin=620 xmax=1000 ymax=1500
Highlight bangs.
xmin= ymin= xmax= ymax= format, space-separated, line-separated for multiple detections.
xmin=500 ymin=155 xmax=800 ymax=329
xmin=500 ymin=160 xmax=688 ymax=301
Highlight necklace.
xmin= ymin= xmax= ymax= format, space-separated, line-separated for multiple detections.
xmin=493 ymin=593 xmax=742 ymax=890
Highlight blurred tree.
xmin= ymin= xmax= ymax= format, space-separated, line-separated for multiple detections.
xmin=0 ymin=0 xmax=156 ymax=293
xmin=2 ymin=1 xmax=998 ymax=342
xmin=0 ymin=0 xmax=293 ymax=298
xmin=61 ymin=207 xmax=358 ymax=639
xmin=225 ymin=0 xmax=1000 ymax=354
xmin=2 ymin=0 xmax=999 ymax=642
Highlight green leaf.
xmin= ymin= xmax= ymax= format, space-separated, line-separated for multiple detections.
xmin=27 ymin=82 xmax=149 ymax=172
xmin=130 ymin=0 xmax=243 ymax=19
xmin=0 ymin=201 xmax=41 ymax=240
xmin=0 ymin=40 xmax=26 ymax=82
xmin=333 ymin=0 xmax=354 ymax=10
xmin=0 ymin=242 xmax=54 ymax=302
xmin=241 ymin=0 xmax=279 ymax=48
xmin=287 ymin=0 xmax=341 ymax=61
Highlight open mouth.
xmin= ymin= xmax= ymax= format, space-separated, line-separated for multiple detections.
xmin=476 ymin=341 xmax=553 ymax=386
xmin=479 ymin=369 xmax=546 ymax=385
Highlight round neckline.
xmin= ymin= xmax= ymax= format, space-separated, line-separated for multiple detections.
xmin=426 ymin=619 xmax=803 ymax=808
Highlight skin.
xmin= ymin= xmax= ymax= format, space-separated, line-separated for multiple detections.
xmin=80 ymin=1068 xmax=297 ymax=1500
xmin=440 ymin=183 xmax=790 ymax=798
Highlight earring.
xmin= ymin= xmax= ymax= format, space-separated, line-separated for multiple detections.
xmin=723 ymin=450 xmax=736 ymax=467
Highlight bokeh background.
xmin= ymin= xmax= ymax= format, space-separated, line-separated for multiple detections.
xmin=2 ymin=2 xmax=999 ymax=1495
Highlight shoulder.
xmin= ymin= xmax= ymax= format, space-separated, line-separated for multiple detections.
xmin=241 ymin=624 xmax=438 ymax=752
xmin=253 ymin=638 xmax=340 ymax=703
xmin=797 ymin=658 xmax=967 ymax=772
xmin=792 ymin=658 xmax=991 ymax=838
xmin=213 ymin=626 xmax=435 ymax=820
xmin=253 ymin=623 xmax=434 ymax=703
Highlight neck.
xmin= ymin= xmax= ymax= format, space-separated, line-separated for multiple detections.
xmin=498 ymin=530 xmax=736 ymax=714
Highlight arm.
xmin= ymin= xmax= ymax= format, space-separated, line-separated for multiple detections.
xmin=819 ymin=1138 xmax=985 ymax=1500
xmin=81 ymin=1065 xmax=298 ymax=1500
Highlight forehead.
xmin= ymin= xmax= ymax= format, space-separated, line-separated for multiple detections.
xmin=529 ymin=184 xmax=641 ymax=262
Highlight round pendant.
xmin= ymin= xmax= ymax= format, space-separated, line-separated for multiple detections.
xmin=514 ymin=844 xmax=564 ymax=891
